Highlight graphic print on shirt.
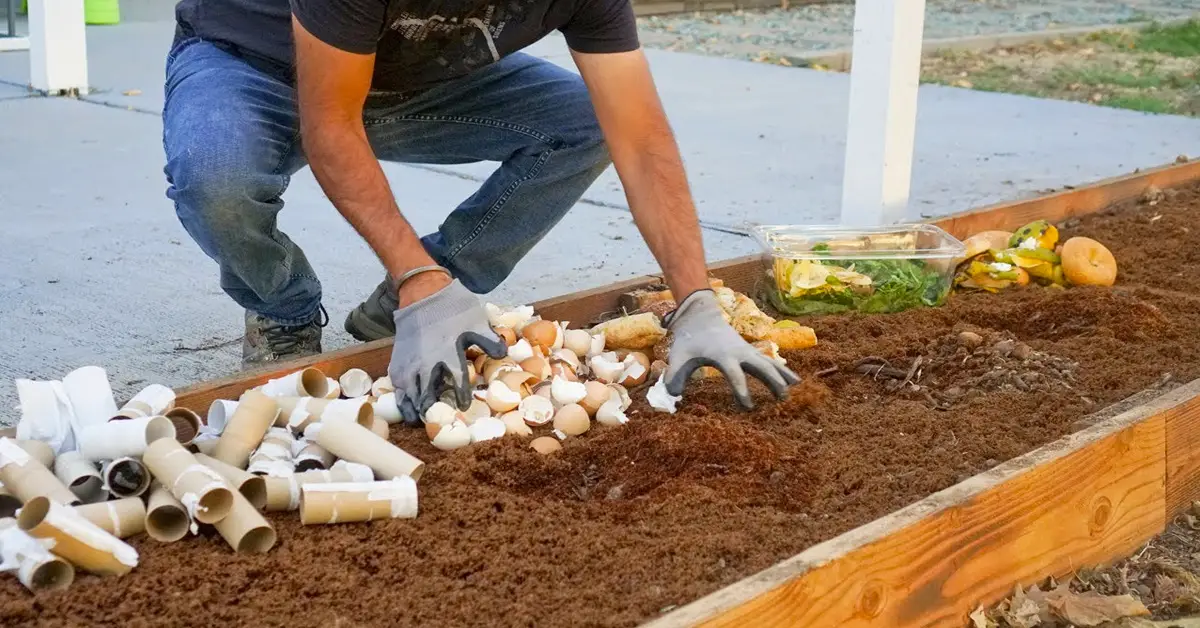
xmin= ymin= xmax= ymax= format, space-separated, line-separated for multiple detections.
xmin=381 ymin=0 xmax=533 ymax=85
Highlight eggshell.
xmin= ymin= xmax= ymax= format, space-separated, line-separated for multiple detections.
xmin=520 ymin=356 xmax=552 ymax=381
xmin=553 ymin=404 xmax=590 ymax=436
xmin=486 ymin=380 xmax=522 ymax=413
xmin=589 ymin=354 xmax=625 ymax=384
xmin=550 ymin=377 xmax=588 ymax=406
xmin=508 ymin=338 xmax=536 ymax=363
xmin=424 ymin=401 xmax=462 ymax=426
xmin=595 ymin=397 xmax=629 ymax=426
xmin=532 ymin=381 xmax=553 ymax=401
xmin=607 ymin=384 xmax=633 ymax=410
xmin=498 ymin=370 xmax=538 ymax=398
xmin=619 ymin=353 xmax=650 ymax=387
xmin=429 ymin=420 xmax=472 ymax=451
xmin=500 ymin=411 xmax=533 ymax=436
xmin=551 ymin=363 xmax=579 ymax=383
xmin=484 ymin=303 xmax=535 ymax=330
xmin=371 ymin=376 xmax=395 ymax=397
xmin=494 ymin=326 xmax=518 ymax=346
xmin=463 ymin=399 xmax=493 ymax=425
xmin=530 ymin=436 xmax=562 ymax=455
xmin=579 ymin=381 xmax=610 ymax=417
xmin=483 ymin=358 xmax=522 ymax=383
xmin=522 ymin=319 xmax=559 ymax=352
xmin=562 ymin=329 xmax=592 ymax=358
xmin=469 ymin=417 xmax=507 ymax=443
xmin=550 ymin=348 xmax=581 ymax=372
xmin=518 ymin=395 xmax=555 ymax=426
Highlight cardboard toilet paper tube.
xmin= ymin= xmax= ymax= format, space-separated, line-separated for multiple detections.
xmin=338 ymin=369 xmax=373 ymax=398
xmin=210 ymin=390 xmax=279 ymax=469
xmin=144 ymin=484 xmax=189 ymax=542
xmin=247 ymin=428 xmax=295 ymax=477
xmin=78 ymin=415 xmax=176 ymax=462
xmin=18 ymin=496 xmax=138 ymax=576
xmin=369 ymin=417 xmax=390 ymax=440
xmin=313 ymin=420 xmax=425 ymax=481
xmin=195 ymin=454 xmax=267 ymax=510
xmin=259 ymin=368 xmax=329 ymax=398
xmin=0 ymin=517 xmax=74 ymax=592
xmin=0 ymin=438 xmax=79 ymax=506
xmin=73 ymin=497 xmax=147 ymax=539
xmin=114 ymin=384 xmax=176 ymax=420
xmin=15 ymin=440 xmax=55 ymax=470
xmin=165 ymin=407 xmax=202 ymax=446
xmin=300 ymin=476 xmax=418 ymax=525
xmin=0 ymin=484 xmax=22 ymax=518
xmin=213 ymin=490 xmax=276 ymax=553
xmin=275 ymin=397 xmax=373 ymax=433
xmin=53 ymin=452 xmax=105 ymax=504
xmin=206 ymin=399 xmax=238 ymax=433
xmin=262 ymin=461 xmax=375 ymax=512
xmin=142 ymin=439 xmax=233 ymax=524
xmin=192 ymin=437 xmax=219 ymax=456
xmin=102 ymin=457 xmax=151 ymax=498
xmin=62 ymin=366 xmax=120 ymax=430
xmin=294 ymin=442 xmax=335 ymax=472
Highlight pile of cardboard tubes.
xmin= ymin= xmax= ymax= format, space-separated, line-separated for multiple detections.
xmin=0 ymin=365 xmax=422 ymax=593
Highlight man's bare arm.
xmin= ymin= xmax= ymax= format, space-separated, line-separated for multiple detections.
xmin=571 ymin=48 xmax=710 ymax=300
xmin=292 ymin=17 xmax=450 ymax=305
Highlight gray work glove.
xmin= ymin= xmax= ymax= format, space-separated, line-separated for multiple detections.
xmin=663 ymin=289 xmax=800 ymax=409
xmin=390 ymin=279 xmax=506 ymax=426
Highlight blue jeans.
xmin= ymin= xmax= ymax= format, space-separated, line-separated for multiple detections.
xmin=162 ymin=38 xmax=611 ymax=326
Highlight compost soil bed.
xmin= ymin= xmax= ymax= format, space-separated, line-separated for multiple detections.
xmin=5 ymin=184 xmax=1200 ymax=627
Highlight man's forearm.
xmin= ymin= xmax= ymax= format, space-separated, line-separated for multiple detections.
xmin=611 ymin=125 xmax=711 ymax=301
xmin=302 ymin=121 xmax=436 ymax=282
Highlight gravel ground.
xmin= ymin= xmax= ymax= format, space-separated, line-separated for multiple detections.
xmin=637 ymin=0 xmax=1200 ymax=62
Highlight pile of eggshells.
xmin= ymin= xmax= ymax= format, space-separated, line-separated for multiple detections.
xmin=424 ymin=304 xmax=672 ymax=455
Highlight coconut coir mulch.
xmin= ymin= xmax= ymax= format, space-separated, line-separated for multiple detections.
xmin=4 ymin=184 xmax=1200 ymax=627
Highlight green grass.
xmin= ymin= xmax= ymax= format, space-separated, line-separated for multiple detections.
xmin=1053 ymin=66 xmax=1165 ymax=88
xmin=1136 ymin=19 xmax=1200 ymax=57
xmin=1103 ymin=93 xmax=1175 ymax=113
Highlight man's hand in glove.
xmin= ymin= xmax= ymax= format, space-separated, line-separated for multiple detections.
xmin=389 ymin=276 xmax=506 ymax=426
xmin=664 ymin=289 xmax=800 ymax=409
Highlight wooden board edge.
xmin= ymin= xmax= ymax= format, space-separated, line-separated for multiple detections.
xmin=644 ymin=380 xmax=1200 ymax=627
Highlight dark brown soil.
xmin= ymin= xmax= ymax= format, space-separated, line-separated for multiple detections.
xmin=4 ymin=184 xmax=1200 ymax=627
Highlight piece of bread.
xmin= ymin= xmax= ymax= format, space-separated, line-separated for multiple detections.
xmin=766 ymin=325 xmax=818 ymax=350
xmin=590 ymin=312 xmax=667 ymax=351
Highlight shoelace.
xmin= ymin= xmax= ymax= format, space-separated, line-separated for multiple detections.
xmin=262 ymin=305 xmax=329 ymax=354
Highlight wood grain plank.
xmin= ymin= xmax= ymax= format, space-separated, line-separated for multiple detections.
xmin=1166 ymin=389 xmax=1200 ymax=517
xmin=649 ymin=382 xmax=1200 ymax=628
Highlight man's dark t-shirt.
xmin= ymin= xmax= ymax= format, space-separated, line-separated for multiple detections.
xmin=174 ymin=0 xmax=640 ymax=93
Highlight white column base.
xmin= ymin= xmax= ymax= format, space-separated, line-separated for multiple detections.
xmin=28 ymin=0 xmax=89 ymax=95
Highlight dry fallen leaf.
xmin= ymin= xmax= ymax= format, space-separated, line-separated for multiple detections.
xmin=969 ymin=605 xmax=990 ymax=628
xmin=1045 ymin=589 xmax=1150 ymax=626
xmin=1003 ymin=586 xmax=1043 ymax=628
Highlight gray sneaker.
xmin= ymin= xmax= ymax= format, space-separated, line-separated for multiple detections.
xmin=344 ymin=277 xmax=398 ymax=342
xmin=243 ymin=306 xmax=328 ymax=366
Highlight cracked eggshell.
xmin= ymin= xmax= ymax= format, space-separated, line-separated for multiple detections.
xmin=553 ymin=403 xmax=590 ymax=436
xmin=469 ymin=417 xmax=507 ymax=443
xmin=589 ymin=353 xmax=625 ymax=384
xmin=464 ymin=399 xmax=493 ymax=425
xmin=550 ymin=376 xmax=587 ymax=406
xmin=562 ymin=329 xmax=592 ymax=358
xmin=485 ymin=303 xmax=535 ymax=330
xmin=500 ymin=411 xmax=533 ymax=437
xmin=606 ymin=384 xmax=633 ymax=411
xmin=485 ymin=380 xmax=522 ymax=413
xmin=498 ymin=370 xmax=538 ymax=398
xmin=650 ymin=359 xmax=668 ymax=382
xmin=483 ymin=358 xmax=522 ymax=384
xmin=596 ymin=397 xmax=629 ymax=427
xmin=619 ymin=352 xmax=650 ymax=387
xmin=520 ymin=356 xmax=551 ymax=381
xmin=521 ymin=320 xmax=559 ymax=353
xmin=425 ymin=401 xmax=463 ymax=426
xmin=550 ymin=362 xmax=578 ymax=383
xmin=371 ymin=376 xmax=395 ymax=397
xmin=579 ymin=381 xmax=610 ymax=417
xmin=587 ymin=332 xmax=607 ymax=359
xmin=518 ymin=395 xmax=555 ymax=426
xmin=428 ymin=420 xmax=472 ymax=450
xmin=550 ymin=348 xmax=581 ymax=372
xmin=532 ymin=381 xmax=553 ymax=401
xmin=494 ymin=326 xmax=518 ymax=346
xmin=530 ymin=436 xmax=562 ymax=455
xmin=507 ymin=338 xmax=536 ymax=364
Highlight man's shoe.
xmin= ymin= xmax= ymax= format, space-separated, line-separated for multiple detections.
xmin=243 ymin=306 xmax=328 ymax=366
xmin=344 ymin=277 xmax=398 ymax=342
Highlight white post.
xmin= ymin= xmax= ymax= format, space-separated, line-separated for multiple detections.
xmin=28 ymin=0 xmax=89 ymax=95
xmin=839 ymin=0 xmax=926 ymax=227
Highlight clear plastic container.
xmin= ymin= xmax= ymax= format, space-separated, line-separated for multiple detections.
xmin=750 ymin=224 xmax=966 ymax=317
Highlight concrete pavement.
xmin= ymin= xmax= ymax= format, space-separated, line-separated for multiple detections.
xmin=0 ymin=10 xmax=1197 ymax=423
